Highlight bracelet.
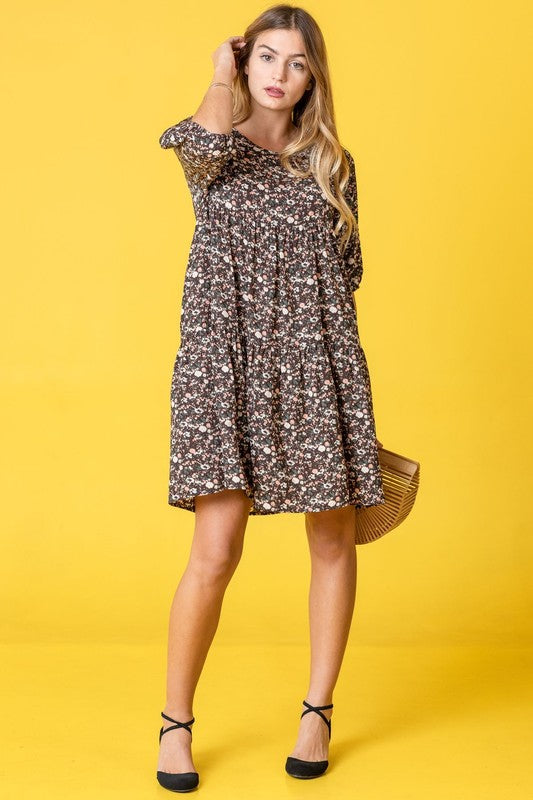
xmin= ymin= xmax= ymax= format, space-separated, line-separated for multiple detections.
xmin=209 ymin=81 xmax=234 ymax=95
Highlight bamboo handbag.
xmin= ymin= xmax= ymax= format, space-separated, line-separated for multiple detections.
xmin=354 ymin=442 xmax=420 ymax=545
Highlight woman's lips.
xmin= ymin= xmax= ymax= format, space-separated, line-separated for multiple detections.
xmin=265 ymin=87 xmax=284 ymax=97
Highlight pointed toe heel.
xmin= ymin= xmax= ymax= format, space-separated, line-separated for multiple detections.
xmin=285 ymin=755 xmax=329 ymax=778
xmin=285 ymin=699 xmax=333 ymax=779
xmin=156 ymin=711 xmax=199 ymax=793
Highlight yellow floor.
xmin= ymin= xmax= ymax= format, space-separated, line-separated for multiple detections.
xmin=2 ymin=642 xmax=532 ymax=799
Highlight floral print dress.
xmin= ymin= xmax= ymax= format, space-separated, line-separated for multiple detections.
xmin=159 ymin=116 xmax=385 ymax=515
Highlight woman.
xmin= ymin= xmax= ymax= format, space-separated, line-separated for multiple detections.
xmin=157 ymin=4 xmax=385 ymax=792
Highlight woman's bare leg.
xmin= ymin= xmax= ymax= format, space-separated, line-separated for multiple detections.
xmin=157 ymin=488 xmax=253 ymax=775
xmin=287 ymin=504 xmax=357 ymax=761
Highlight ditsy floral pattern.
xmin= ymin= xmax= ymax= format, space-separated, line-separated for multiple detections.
xmin=159 ymin=116 xmax=386 ymax=514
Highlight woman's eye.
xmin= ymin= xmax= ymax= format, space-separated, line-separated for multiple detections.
xmin=259 ymin=54 xmax=304 ymax=69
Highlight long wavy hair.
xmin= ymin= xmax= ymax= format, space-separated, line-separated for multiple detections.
xmin=232 ymin=4 xmax=358 ymax=255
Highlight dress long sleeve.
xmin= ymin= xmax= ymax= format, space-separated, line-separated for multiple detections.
xmin=159 ymin=115 xmax=235 ymax=190
xmin=340 ymin=150 xmax=364 ymax=292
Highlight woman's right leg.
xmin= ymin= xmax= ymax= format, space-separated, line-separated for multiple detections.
xmin=157 ymin=488 xmax=253 ymax=775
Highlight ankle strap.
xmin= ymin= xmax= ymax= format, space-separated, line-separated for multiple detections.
xmin=159 ymin=711 xmax=195 ymax=743
xmin=301 ymin=700 xmax=334 ymax=741
xmin=303 ymin=700 xmax=333 ymax=711
xmin=161 ymin=711 xmax=195 ymax=727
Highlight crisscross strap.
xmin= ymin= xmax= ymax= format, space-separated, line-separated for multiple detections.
xmin=300 ymin=700 xmax=334 ymax=740
xmin=159 ymin=711 xmax=195 ymax=743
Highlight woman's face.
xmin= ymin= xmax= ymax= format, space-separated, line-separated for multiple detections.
xmin=244 ymin=28 xmax=313 ymax=113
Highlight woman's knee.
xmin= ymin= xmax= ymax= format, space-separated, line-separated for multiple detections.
xmin=305 ymin=506 xmax=355 ymax=559
xmin=188 ymin=489 xmax=250 ymax=582
xmin=189 ymin=542 xmax=243 ymax=583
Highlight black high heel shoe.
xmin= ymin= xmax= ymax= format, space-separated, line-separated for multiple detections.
xmin=285 ymin=699 xmax=334 ymax=779
xmin=156 ymin=711 xmax=199 ymax=792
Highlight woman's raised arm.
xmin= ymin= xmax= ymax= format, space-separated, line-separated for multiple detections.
xmin=191 ymin=36 xmax=245 ymax=134
xmin=159 ymin=36 xmax=245 ymax=188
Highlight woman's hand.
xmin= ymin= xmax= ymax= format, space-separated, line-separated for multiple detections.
xmin=212 ymin=36 xmax=246 ymax=83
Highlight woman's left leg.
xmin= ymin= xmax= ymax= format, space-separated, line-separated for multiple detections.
xmin=287 ymin=504 xmax=357 ymax=761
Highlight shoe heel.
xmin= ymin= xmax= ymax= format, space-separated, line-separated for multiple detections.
xmin=285 ymin=699 xmax=334 ymax=779
xmin=156 ymin=711 xmax=199 ymax=792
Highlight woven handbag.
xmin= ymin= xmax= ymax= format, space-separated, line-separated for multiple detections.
xmin=354 ymin=442 xmax=420 ymax=545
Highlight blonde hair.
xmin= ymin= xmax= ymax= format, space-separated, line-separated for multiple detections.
xmin=232 ymin=3 xmax=358 ymax=255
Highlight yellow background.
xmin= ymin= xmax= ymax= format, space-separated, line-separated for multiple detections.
xmin=1 ymin=1 xmax=532 ymax=798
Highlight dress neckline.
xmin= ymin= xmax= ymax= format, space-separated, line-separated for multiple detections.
xmin=232 ymin=126 xmax=305 ymax=155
